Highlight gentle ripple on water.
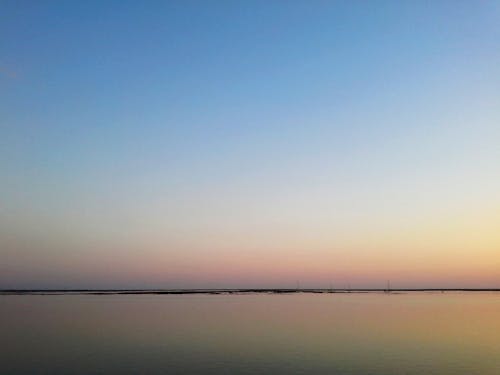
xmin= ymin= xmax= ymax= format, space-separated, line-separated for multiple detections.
xmin=1 ymin=292 xmax=499 ymax=374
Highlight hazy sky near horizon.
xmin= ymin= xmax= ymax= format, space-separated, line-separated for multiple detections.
xmin=1 ymin=1 xmax=499 ymax=289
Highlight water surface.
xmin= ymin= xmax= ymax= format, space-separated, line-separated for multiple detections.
xmin=1 ymin=293 xmax=499 ymax=374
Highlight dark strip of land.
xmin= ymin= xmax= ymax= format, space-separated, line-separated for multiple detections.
xmin=1 ymin=288 xmax=500 ymax=295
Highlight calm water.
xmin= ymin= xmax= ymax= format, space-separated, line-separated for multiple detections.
xmin=1 ymin=293 xmax=499 ymax=374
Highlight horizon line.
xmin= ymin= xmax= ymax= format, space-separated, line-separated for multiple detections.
xmin=2 ymin=288 xmax=500 ymax=295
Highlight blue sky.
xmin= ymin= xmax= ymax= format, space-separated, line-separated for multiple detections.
xmin=1 ymin=1 xmax=499 ymax=288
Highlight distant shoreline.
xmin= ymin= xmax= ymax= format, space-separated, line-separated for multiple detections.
xmin=2 ymin=288 xmax=500 ymax=295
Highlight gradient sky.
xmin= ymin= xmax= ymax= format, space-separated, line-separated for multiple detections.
xmin=1 ymin=1 xmax=499 ymax=289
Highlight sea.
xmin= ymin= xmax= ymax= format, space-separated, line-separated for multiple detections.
xmin=1 ymin=292 xmax=499 ymax=374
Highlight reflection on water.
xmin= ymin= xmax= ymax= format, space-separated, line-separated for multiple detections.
xmin=1 ymin=293 xmax=499 ymax=374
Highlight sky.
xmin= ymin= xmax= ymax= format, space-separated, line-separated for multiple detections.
xmin=1 ymin=1 xmax=499 ymax=289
